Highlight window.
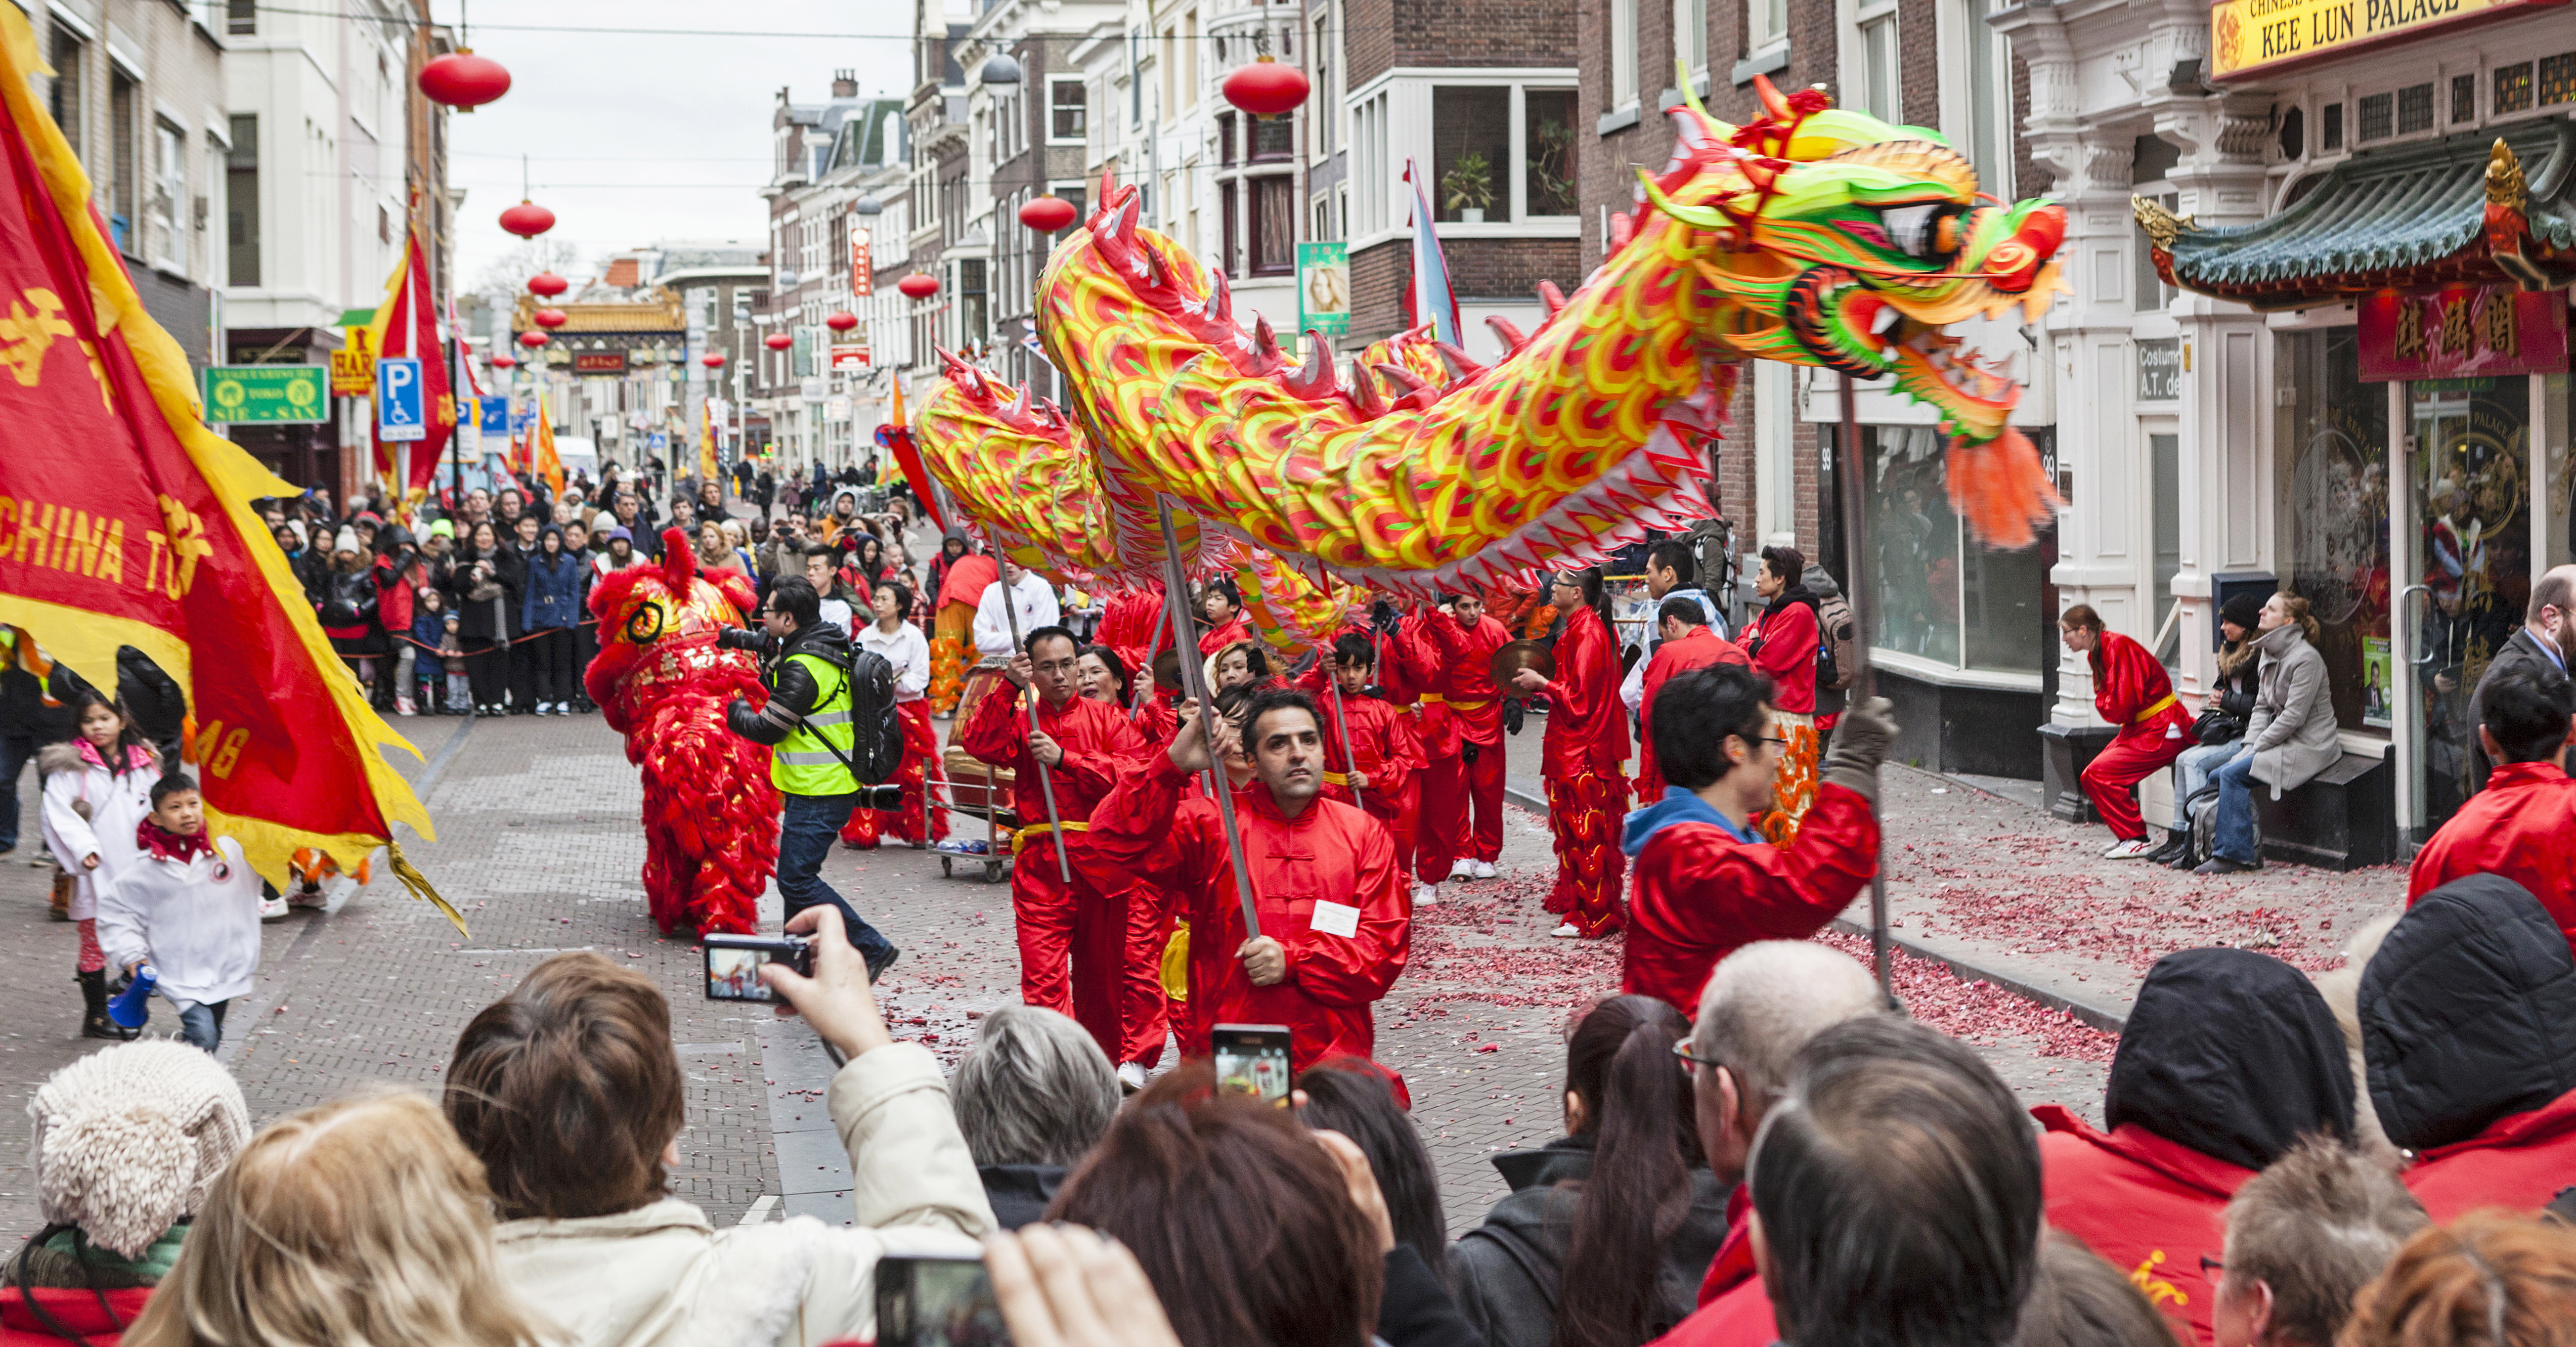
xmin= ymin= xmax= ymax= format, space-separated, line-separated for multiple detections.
xmin=1433 ymin=87 xmax=1510 ymax=222
xmin=2276 ymin=327 xmax=2391 ymax=733
xmin=959 ymin=258 xmax=987 ymax=342
xmin=1609 ymin=0 xmax=1638 ymax=109
xmin=2397 ymin=82 xmax=2433 ymax=134
xmin=2493 ymin=64 xmax=2532 ymax=113
xmin=1252 ymin=175 xmax=1295 ymax=273
xmin=1526 ymin=90 xmax=1577 ymax=216
xmin=1749 ymin=0 xmax=1787 ymax=52
xmin=2452 ymin=74 xmax=2476 ymax=124
xmin=1857 ymin=0 xmax=1900 ymax=124
xmin=225 ymin=0 xmax=255 ymax=34
xmin=151 ymin=121 xmax=184 ymax=265
xmin=1351 ymin=90 xmax=1388 ymax=235
xmin=1049 ymin=77 xmax=1085 ymax=140
xmin=1314 ymin=191 xmax=1333 ymax=241
xmin=2543 ymin=51 xmax=2576 ymax=105
xmin=1219 ymin=111 xmax=1236 ymax=166
xmin=1957 ymin=0 xmax=2009 ymax=192
xmin=378 ymin=203 xmax=392 ymax=244
xmin=1222 ymin=178 xmax=1241 ymax=274
xmin=1860 ymin=424 xmax=2043 ymax=673
xmin=1311 ymin=8 xmax=1335 ymax=157
xmin=225 ymin=113 xmax=257 ymax=286
xmin=1674 ymin=0 xmax=1706 ymax=84
xmin=2358 ymin=91 xmax=2392 ymax=141
xmin=1160 ymin=26 xmax=1178 ymax=119
xmin=2321 ymin=101 xmax=2344 ymax=150
xmin=109 ymin=72 xmax=137 ymax=254
xmin=1182 ymin=10 xmax=1199 ymax=104
xmin=48 ymin=32 xmax=83 ymax=162
xmin=1253 ymin=112 xmax=1293 ymax=161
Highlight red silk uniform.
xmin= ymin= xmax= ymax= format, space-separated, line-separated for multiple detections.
xmin=2403 ymin=1087 xmax=2576 ymax=1222
xmin=1197 ymin=614 xmax=1251 ymax=656
xmin=2407 ymin=762 xmax=2576 ymax=953
xmin=1535 ymin=606 xmax=1631 ymax=936
xmin=1636 ymin=627 xmax=1750 ymax=800
xmin=2033 ymin=1107 xmax=2250 ymax=1346
xmin=1295 ymin=660 xmax=1426 ymax=873
xmin=1098 ymin=584 xmax=1172 ymax=672
xmin=1090 ymin=755 xmax=1411 ymax=1076
xmin=1620 ymin=784 xmax=1880 ymax=1014
xmin=1419 ymin=609 xmax=1513 ymax=879
xmin=2079 ymin=631 xmax=2195 ymax=841
xmin=961 ymin=687 xmax=1160 ymax=1063
xmin=1741 ymin=599 xmax=1819 ymax=714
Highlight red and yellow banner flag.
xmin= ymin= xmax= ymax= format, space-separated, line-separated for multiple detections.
xmin=699 ymin=399 xmax=720 ymax=483
xmin=0 ymin=7 xmax=455 ymax=930
xmin=533 ymin=411 xmax=565 ymax=499
xmin=366 ymin=225 xmax=453 ymax=500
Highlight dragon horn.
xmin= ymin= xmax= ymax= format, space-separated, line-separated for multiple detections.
xmin=1006 ymin=382 xmax=1034 ymax=421
xmin=1609 ymin=211 xmax=1636 ymax=251
xmin=1251 ymin=313 xmax=1281 ymax=362
xmin=658 ymin=527 xmax=696 ymax=590
xmin=1372 ymin=362 xmax=1431 ymax=395
xmin=1635 ymin=169 xmax=1731 ymax=231
xmin=936 ymin=347 xmax=968 ymax=377
xmin=1537 ymin=281 xmax=1570 ymax=317
xmin=1674 ymin=58 xmax=1709 ymax=117
xmin=1434 ymin=342 xmax=1488 ymax=383
xmin=1208 ymin=267 xmax=1235 ymax=324
xmin=1484 ymin=314 xmax=1532 ymax=353
xmin=1286 ymin=330 xmax=1340 ymax=399
xmin=1350 ymin=361 xmax=1389 ymax=416
xmin=1752 ymin=72 xmax=1793 ymax=121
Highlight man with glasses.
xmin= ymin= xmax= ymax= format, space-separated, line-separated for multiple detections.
xmin=1618 ymin=661 xmax=1893 ymax=1015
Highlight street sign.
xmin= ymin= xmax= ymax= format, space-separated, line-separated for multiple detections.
xmin=329 ymin=326 xmax=376 ymax=394
xmin=203 ymin=365 xmax=327 ymax=424
xmin=573 ymin=351 xmax=628 ymax=374
xmin=829 ymin=344 xmax=870 ymax=370
xmin=376 ymin=356 xmax=425 ymax=441
xmin=479 ymin=396 xmax=510 ymax=435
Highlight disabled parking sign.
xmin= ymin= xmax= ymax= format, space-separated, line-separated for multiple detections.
xmin=376 ymin=357 xmax=425 ymax=442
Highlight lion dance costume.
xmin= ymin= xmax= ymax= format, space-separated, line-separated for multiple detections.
xmin=584 ymin=528 xmax=780 ymax=935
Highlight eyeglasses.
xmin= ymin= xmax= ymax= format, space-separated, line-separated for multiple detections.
xmin=2200 ymin=1255 xmax=2224 ymax=1280
xmin=1672 ymin=1040 xmax=1721 ymax=1076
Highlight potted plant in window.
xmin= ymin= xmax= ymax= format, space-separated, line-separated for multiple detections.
xmin=1442 ymin=152 xmax=1495 ymax=223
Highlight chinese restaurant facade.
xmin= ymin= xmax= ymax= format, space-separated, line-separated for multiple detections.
xmin=1997 ymin=0 xmax=2573 ymax=859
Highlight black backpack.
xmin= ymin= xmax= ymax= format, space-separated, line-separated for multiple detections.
xmin=839 ymin=648 xmax=905 ymax=785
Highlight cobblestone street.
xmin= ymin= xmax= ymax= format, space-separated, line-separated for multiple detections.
xmin=0 ymin=704 xmax=2410 ymax=1237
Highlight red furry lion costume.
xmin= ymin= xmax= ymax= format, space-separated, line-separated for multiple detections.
xmin=583 ymin=528 xmax=779 ymax=934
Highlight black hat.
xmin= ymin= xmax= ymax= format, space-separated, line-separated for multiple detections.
xmin=2220 ymin=592 xmax=2263 ymax=631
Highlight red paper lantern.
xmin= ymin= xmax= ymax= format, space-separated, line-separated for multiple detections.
xmin=499 ymin=200 xmax=556 ymax=238
xmin=897 ymin=272 xmax=939 ymax=300
xmin=533 ymin=307 xmax=568 ymax=329
xmin=825 ymin=311 xmax=859 ymax=332
xmin=419 ymin=49 xmax=512 ymax=110
xmin=1222 ymin=55 xmax=1310 ymax=118
xmin=1018 ymin=195 xmax=1078 ymax=233
xmin=764 ymin=333 xmax=794 ymax=350
xmin=527 ymin=271 xmax=569 ymax=297
xmin=490 ymin=353 xmax=518 ymax=370
xmin=702 ymin=352 xmax=727 ymax=369
xmin=518 ymin=331 xmax=549 ymax=348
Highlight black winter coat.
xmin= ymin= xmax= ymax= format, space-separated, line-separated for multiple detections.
xmin=2359 ymin=873 xmax=2576 ymax=1152
xmin=1448 ymin=1135 xmax=1732 ymax=1347
xmin=447 ymin=547 xmax=519 ymax=643
xmin=2103 ymin=947 xmax=2357 ymax=1173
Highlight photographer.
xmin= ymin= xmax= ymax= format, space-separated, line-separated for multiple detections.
xmin=720 ymin=575 xmax=901 ymax=983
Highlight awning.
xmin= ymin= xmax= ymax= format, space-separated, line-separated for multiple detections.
xmin=2136 ymin=120 xmax=2576 ymax=309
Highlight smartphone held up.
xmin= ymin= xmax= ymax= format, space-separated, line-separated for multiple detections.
xmin=1209 ymin=1023 xmax=1294 ymax=1103
xmin=877 ymin=1253 xmax=1008 ymax=1347
xmin=701 ymin=933 xmax=813 ymax=1002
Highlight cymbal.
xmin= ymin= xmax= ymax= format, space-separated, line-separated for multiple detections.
xmin=1492 ymin=640 xmax=1553 ymax=696
xmin=1151 ymin=647 xmax=1184 ymax=693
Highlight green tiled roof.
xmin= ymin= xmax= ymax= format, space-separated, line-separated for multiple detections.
xmin=2170 ymin=119 xmax=2576 ymax=298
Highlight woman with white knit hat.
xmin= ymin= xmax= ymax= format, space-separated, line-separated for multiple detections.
xmin=1 ymin=1041 xmax=249 ymax=1340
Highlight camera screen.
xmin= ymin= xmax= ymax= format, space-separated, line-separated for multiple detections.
xmin=878 ymin=1256 xmax=1007 ymax=1347
xmin=1211 ymin=1030 xmax=1293 ymax=1103
xmin=705 ymin=946 xmax=780 ymax=1002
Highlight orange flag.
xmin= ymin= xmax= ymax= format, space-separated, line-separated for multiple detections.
xmin=699 ymin=400 xmax=721 ymax=483
xmin=534 ymin=413 xmax=565 ymax=499
xmin=0 ymin=7 xmax=456 ymax=930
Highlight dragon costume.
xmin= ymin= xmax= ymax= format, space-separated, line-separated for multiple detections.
xmin=582 ymin=528 xmax=779 ymax=935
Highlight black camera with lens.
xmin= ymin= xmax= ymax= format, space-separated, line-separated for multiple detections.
xmin=714 ymin=625 xmax=774 ymax=655
xmin=860 ymin=782 xmax=906 ymax=810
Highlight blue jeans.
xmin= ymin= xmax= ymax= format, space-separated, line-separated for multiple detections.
xmin=178 ymin=999 xmax=229 ymax=1053
xmin=0 ymin=731 xmax=33 ymax=851
xmin=776 ymin=791 xmax=896 ymax=965
xmin=2214 ymin=752 xmax=2265 ymax=864
xmin=2169 ymin=742 xmax=2249 ymax=830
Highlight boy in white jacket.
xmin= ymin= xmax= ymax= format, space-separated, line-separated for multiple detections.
xmin=40 ymin=691 xmax=159 ymax=1039
xmin=97 ymin=775 xmax=264 ymax=1053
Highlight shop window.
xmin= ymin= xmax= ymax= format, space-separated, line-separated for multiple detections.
xmin=2408 ymin=374 xmax=2530 ymax=823
xmin=2543 ymin=52 xmax=2576 ymax=105
xmin=2275 ymin=327 xmax=2391 ymax=736
xmin=2451 ymin=74 xmax=2476 ymax=124
xmin=2321 ymin=102 xmax=2344 ymax=150
xmin=1861 ymin=425 xmax=2046 ymax=674
xmin=1432 ymin=87 xmax=1511 ymax=223
xmin=1527 ymin=90 xmax=1577 ymax=216
xmin=2358 ymin=91 xmax=2392 ymax=142
xmin=2397 ymin=83 xmax=2434 ymax=135
xmin=2494 ymin=63 xmax=2532 ymax=114
xmin=1251 ymin=175 xmax=1294 ymax=274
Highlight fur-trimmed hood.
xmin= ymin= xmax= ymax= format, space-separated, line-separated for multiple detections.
xmin=38 ymin=740 xmax=153 ymax=779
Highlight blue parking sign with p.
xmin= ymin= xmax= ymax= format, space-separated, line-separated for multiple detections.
xmin=376 ymin=357 xmax=425 ymax=442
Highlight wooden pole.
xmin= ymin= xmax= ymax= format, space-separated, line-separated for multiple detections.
xmin=1837 ymin=377 xmax=1896 ymax=1011
xmin=1158 ymin=502 xmax=1263 ymax=936
xmin=1321 ymin=639 xmax=1364 ymax=812
xmin=998 ymin=567 xmax=1074 ymax=883
xmin=1125 ymin=594 xmax=1171 ymax=722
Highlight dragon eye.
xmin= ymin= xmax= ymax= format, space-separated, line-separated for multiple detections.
xmin=1877 ymin=203 xmax=1962 ymax=261
xmin=625 ymin=605 xmax=666 ymax=645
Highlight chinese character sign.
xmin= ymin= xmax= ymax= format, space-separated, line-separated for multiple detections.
xmin=2359 ymin=287 xmax=2568 ymax=382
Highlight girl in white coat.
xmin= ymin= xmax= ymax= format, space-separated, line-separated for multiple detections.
xmin=40 ymin=690 xmax=157 ymax=1040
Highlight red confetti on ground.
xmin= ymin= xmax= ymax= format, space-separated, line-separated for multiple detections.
xmin=1813 ymin=930 xmax=2118 ymax=1063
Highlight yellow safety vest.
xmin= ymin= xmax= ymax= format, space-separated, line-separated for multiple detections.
xmin=772 ymin=652 xmax=859 ymax=796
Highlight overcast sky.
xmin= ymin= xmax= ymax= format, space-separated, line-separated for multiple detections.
xmin=439 ymin=0 xmax=913 ymax=287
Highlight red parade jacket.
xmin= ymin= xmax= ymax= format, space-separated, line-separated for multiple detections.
xmin=1423 ymin=609 xmax=1513 ymax=748
xmin=1534 ymin=606 xmax=1631 ymax=779
xmin=2093 ymin=631 xmax=2194 ymax=742
xmin=1297 ymin=674 xmax=1425 ymax=812
xmin=1637 ymin=627 xmax=1751 ymax=799
xmin=1648 ymin=1186 xmax=1773 ymax=1347
xmin=2402 ymin=1086 xmax=2576 ymax=1221
xmin=2034 ymin=1106 xmax=2250 ymax=1347
xmin=1741 ymin=598 xmax=1819 ymax=715
xmin=961 ymin=683 xmax=1150 ymax=864
xmin=2407 ymin=761 xmax=2576 ymax=955
xmin=1620 ymin=784 xmax=1879 ymax=1016
xmin=1089 ymin=754 xmax=1411 ymax=1072
xmin=1098 ymin=583 xmax=1170 ymax=663
xmin=1197 ymin=614 xmax=1252 ymax=657
xmin=939 ymin=553 xmax=999 ymax=610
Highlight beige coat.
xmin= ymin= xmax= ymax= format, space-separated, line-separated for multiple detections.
xmin=2244 ymin=623 xmax=2343 ymax=796
xmin=492 ymin=1043 xmax=994 ymax=1347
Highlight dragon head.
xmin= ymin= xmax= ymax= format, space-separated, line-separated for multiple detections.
xmin=582 ymin=527 xmax=758 ymax=724
xmin=1638 ymin=77 xmax=2068 ymax=443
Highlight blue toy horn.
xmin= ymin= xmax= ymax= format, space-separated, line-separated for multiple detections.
xmin=107 ymin=965 xmax=158 ymax=1030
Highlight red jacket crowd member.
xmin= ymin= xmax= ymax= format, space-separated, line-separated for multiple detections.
xmin=1634 ymin=596 xmax=1750 ymax=808
xmin=1195 ymin=579 xmax=1252 ymax=656
xmin=1511 ymin=570 xmax=1632 ymax=938
xmin=2405 ymin=667 xmax=2576 ymax=951
xmin=2062 ymin=603 xmax=2194 ymax=859
xmin=1095 ymin=580 xmax=1172 ymax=675
xmin=1737 ymin=546 xmax=1822 ymax=845
xmin=1620 ymin=663 xmax=1887 ymax=1015
xmin=2034 ymin=948 xmax=2356 ymax=1347
xmin=1071 ymin=640 xmax=1180 ymax=1082
xmin=2360 ymin=874 xmax=2576 ymax=1221
xmin=1419 ymin=594 xmax=1512 ymax=885
xmin=961 ymin=626 xmax=1158 ymax=1074
xmin=1294 ymin=633 xmax=1428 ymax=903
xmin=1089 ymin=685 xmax=1411 ymax=1080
